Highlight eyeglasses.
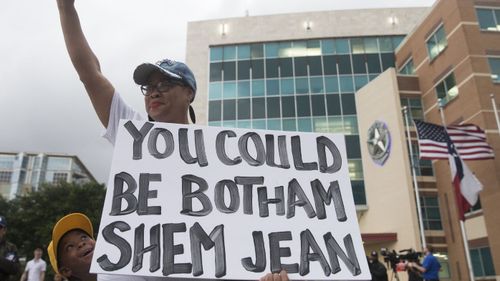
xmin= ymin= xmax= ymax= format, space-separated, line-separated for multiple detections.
xmin=140 ymin=80 xmax=184 ymax=96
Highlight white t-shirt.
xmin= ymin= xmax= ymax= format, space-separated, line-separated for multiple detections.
xmin=103 ymin=91 xmax=144 ymax=146
xmin=24 ymin=258 xmax=46 ymax=281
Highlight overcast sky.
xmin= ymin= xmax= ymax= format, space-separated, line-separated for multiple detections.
xmin=0 ymin=0 xmax=436 ymax=184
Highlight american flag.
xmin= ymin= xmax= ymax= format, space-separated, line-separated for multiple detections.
xmin=414 ymin=120 xmax=494 ymax=160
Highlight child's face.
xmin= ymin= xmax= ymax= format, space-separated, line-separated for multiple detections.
xmin=58 ymin=229 xmax=95 ymax=277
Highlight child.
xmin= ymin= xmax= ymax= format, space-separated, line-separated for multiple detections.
xmin=47 ymin=213 xmax=146 ymax=281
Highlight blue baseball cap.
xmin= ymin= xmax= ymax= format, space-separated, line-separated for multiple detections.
xmin=0 ymin=216 xmax=7 ymax=227
xmin=133 ymin=59 xmax=197 ymax=102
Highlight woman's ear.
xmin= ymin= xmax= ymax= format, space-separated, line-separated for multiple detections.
xmin=186 ymin=89 xmax=194 ymax=104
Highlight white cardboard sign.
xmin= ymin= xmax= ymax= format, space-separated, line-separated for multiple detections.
xmin=91 ymin=120 xmax=370 ymax=280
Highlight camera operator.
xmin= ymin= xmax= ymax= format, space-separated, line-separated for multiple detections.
xmin=368 ymin=251 xmax=388 ymax=281
xmin=407 ymin=246 xmax=441 ymax=281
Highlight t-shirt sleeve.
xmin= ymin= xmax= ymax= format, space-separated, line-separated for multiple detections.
xmin=102 ymin=91 xmax=144 ymax=146
xmin=42 ymin=260 xmax=46 ymax=271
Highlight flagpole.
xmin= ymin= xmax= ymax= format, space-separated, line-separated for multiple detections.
xmin=438 ymin=99 xmax=475 ymax=281
xmin=403 ymin=106 xmax=427 ymax=250
xmin=491 ymin=94 xmax=500 ymax=136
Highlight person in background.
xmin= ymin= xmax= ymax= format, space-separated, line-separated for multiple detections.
xmin=407 ymin=246 xmax=441 ymax=281
xmin=20 ymin=247 xmax=47 ymax=281
xmin=368 ymin=251 xmax=388 ymax=281
xmin=0 ymin=215 xmax=20 ymax=281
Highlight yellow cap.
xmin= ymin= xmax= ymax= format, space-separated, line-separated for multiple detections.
xmin=47 ymin=213 xmax=94 ymax=274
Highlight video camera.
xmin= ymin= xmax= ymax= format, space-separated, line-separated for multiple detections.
xmin=380 ymin=248 xmax=422 ymax=271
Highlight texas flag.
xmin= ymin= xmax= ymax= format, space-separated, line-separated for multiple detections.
xmin=445 ymin=132 xmax=483 ymax=221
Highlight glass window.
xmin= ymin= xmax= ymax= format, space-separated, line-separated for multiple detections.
xmin=348 ymin=159 xmax=363 ymax=180
xmin=209 ymin=82 xmax=222 ymax=100
xmin=266 ymin=79 xmax=280 ymax=96
xmin=343 ymin=116 xmax=359 ymax=135
xmin=310 ymin=77 xmax=324 ymax=93
xmin=238 ymin=60 xmax=251 ymax=80
xmin=238 ymin=120 xmax=252 ymax=128
xmin=420 ymin=196 xmax=443 ymax=230
xmin=401 ymin=97 xmax=423 ymax=122
xmin=366 ymin=54 xmax=381 ymax=73
xmin=251 ymin=43 xmax=264 ymax=58
xmin=252 ymin=80 xmax=265 ymax=97
xmin=0 ymin=171 xmax=13 ymax=183
xmin=476 ymin=8 xmax=499 ymax=31
xmin=335 ymin=39 xmax=350 ymax=54
xmin=53 ymin=172 xmax=68 ymax=183
xmin=323 ymin=56 xmax=337 ymax=75
xmin=381 ymin=53 xmax=395 ymax=71
xmin=321 ymin=39 xmax=335 ymax=54
xmin=436 ymin=72 xmax=458 ymax=105
xmin=341 ymin=93 xmax=356 ymax=114
xmin=223 ymin=61 xmax=236 ymax=80
xmin=223 ymin=99 xmax=236 ymax=120
xmin=339 ymin=76 xmax=354 ymax=93
xmin=267 ymin=119 xmax=281 ymax=131
xmin=352 ymin=54 xmax=366 ymax=74
xmin=292 ymin=40 xmax=307 ymax=57
xmin=252 ymin=60 xmax=264 ymax=79
xmin=488 ymin=57 xmax=500 ymax=82
xmin=297 ymin=118 xmax=312 ymax=132
xmin=238 ymin=99 xmax=251 ymax=120
xmin=252 ymin=119 xmax=266 ymax=129
xmin=392 ymin=36 xmax=404 ymax=50
xmin=350 ymin=38 xmax=364 ymax=54
xmin=210 ymin=47 xmax=223 ymax=61
xmin=364 ymin=37 xmax=378 ymax=53
xmin=326 ymin=95 xmax=341 ymax=116
xmin=223 ymin=46 xmax=236 ymax=60
xmin=252 ymin=98 xmax=265 ymax=119
xmin=309 ymin=56 xmax=323 ymax=76
xmin=266 ymin=58 xmax=279 ymax=78
xmin=337 ymin=55 xmax=352 ymax=74
xmin=279 ymin=42 xmax=293 ymax=58
xmin=470 ymin=247 xmax=496 ymax=277
xmin=280 ymin=78 xmax=295 ymax=95
xmin=280 ymin=58 xmax=293 ymax=77
xmin=267 ymin=97 xmax=281 ymax=118
xmin=296 ymin=95 xmax=311 ymax=117
xmin=294 ymin=57 xmax=308 ymax=76
xmin=325 ymin=76 xmax=339 ymax=93
xmin=210 ymin=62 xmax=222 ymax=82
xmin=399 ymin=58 xmax=416 ymax=75
xmin=307 ymin=40 xmax=321 ymax=56
xmin=354 ymin=75 xmax=368 ymax=91
xmin=237 ymin=45 xmax=250 ymax=59
xmin=378 ymin=37 xmax=393 ymax=53
xmin=282 ymin=96 xmax=296 ymax=118
xmin=328 ymin=117 xmax=344 ymax=133
xmin=238 ymin=81 xmax=250 ymax=98
xmin=311 ymin=95 xmax=326 ymax=116
xmin=351 ymin=180 xmax=366 ymax=205
xmin=223 ymin=82 xmax=237 ymax=99
xmin=223 ymin=120 xmax=236 ymax=128
xmin=427 ymin=25 xmax=448 ymax=60
xmin=282 ymin=118 xmax=297 ymax=131
xmin=345 ymin=135 xmax=361 ymax=158
xmin=47 ymin=157 xmax=71 ymax=170
xmin=295 ymin=77 xmax=309 ymax=94
xmin=313 ymin=117 xmax=328 ymax=132
xmin=265 ymin=43 xmax=280 ymax=58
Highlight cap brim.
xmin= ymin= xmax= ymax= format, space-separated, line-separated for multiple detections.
xmin=49 ymin=213 xmax=94 ymax=273
xmin=133 ymin=63 xmax=182 ymax=85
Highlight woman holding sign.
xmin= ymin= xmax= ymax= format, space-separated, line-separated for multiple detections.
xmin=55 ymin=1 xmax=289 ymax=281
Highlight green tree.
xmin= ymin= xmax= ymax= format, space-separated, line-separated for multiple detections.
xmin=4 ymin=182 xmax=106 ymax=279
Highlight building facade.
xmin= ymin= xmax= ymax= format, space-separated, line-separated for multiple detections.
xmin=186 ymin=6 xmax=438 ymax=281
xmin=0 ymin=152 xmax=96 ymax=199
xmin=391 ymin=0 xmax=500 ymax=280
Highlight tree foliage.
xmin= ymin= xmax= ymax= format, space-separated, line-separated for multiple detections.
xmin=0 ymin=182 xmax=106 ymax=260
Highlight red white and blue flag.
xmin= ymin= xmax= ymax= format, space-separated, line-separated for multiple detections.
xmin=414 ymin=120 xmax=487 ymax=220
xmin=413 ymin=120 xmax=494 ymax=160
